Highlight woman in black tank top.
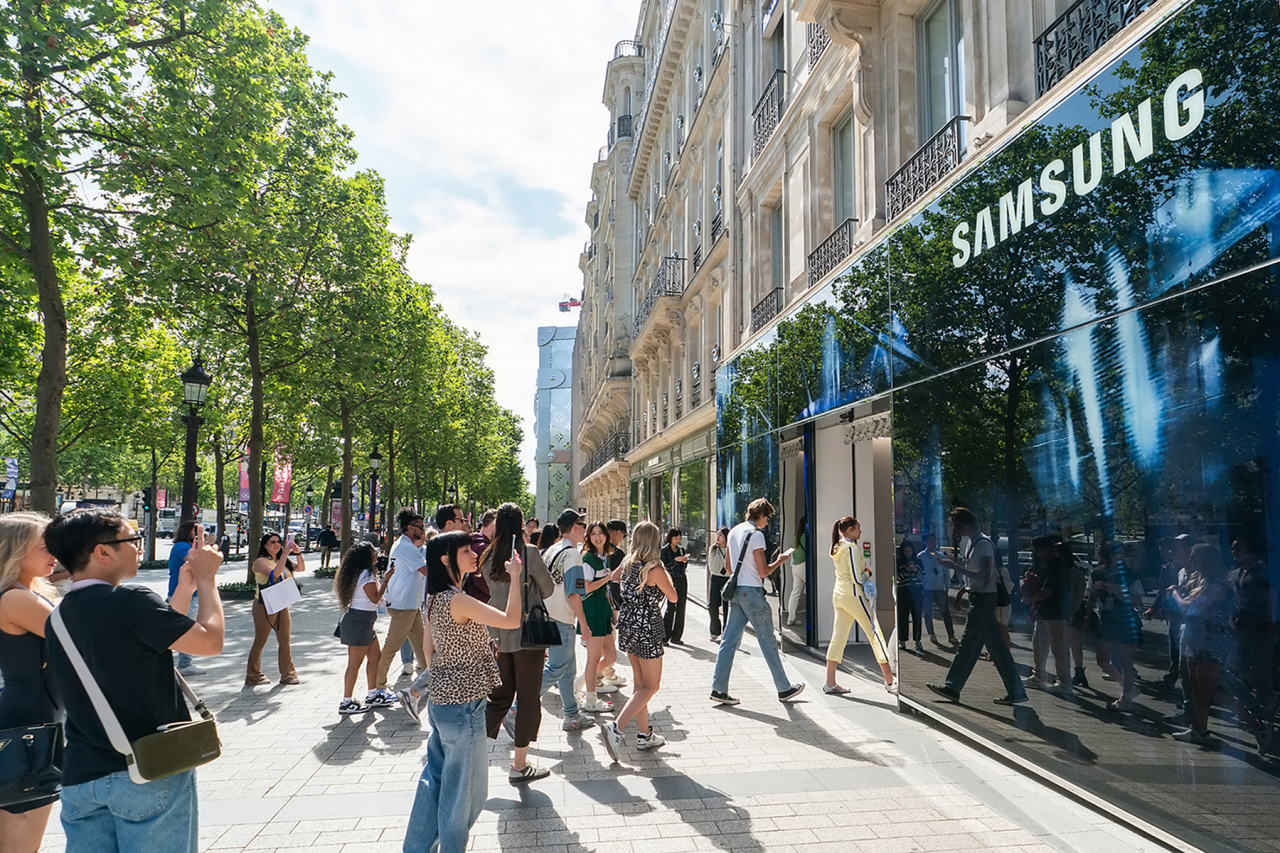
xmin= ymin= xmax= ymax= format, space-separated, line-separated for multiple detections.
xmin=0 ymin=511 xmax=64 ymax=850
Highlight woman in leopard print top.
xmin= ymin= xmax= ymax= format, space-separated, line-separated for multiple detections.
xmin=404 ymin=531 xmax=523 ymax=853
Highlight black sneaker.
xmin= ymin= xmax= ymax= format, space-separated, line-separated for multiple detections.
xmin=338 ymin=699 xmax=367 ymax=715
xmin=710 ymin=690 xmax=740 ymax=706
xmin=927 ymin=683 xmax=961 ymax=702
xmin=1072 ymin=669 xmax=1090 ymax=688
xmin=508 ymin=763 xmax=551 ymax=783
xmin=779 ymin=683 xmax=806 ymax=702
xmin=993 ymin=694 xmax=1029 ymax=706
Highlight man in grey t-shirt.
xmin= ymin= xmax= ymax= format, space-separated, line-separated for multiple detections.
xmin=928 ymin=507 xmax=1026 ymax=705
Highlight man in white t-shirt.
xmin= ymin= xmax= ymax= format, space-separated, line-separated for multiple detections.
xmin=374 ymin=509 xmax=429 ymax=693
xmin=710 ymin=498 xmax=806 ymax=705
xmin=536 ymin=509 xmax=595 ymax=730
xmin=928 ymin=507 xmax=1027 ymax=705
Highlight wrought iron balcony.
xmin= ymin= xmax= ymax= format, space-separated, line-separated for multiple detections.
xmin=674 ymin=380 xmax=683 ymax=420
xmin=661 ymin=392 xmax=669 ymax=429
xmin=616 ymin=114 xmax=633 ymax=139
xmin=752 ymin=70 xmax=786 ymax=160
xmin=579 ymin=432 xmax=632 ymax=482
xmin=751 ymin=287 xmax=784 ymax=333
xmin=710 ymin=209 xmax=724 ymax=245
xmin=614 ymin=40 xmax=644 ymax=60
xmin=690 ymin=376 xmax=701 ymax=409
xmin=885 ymin=114 xmax=968 ymax=221
xmin=807 ymin=218 xmax=858 ymax=286
xmin=634 ymin=256 xmax=687 ymax=336
xmin=1035 ymin=0 xmax=1153 ymax=97
xmin=692 ymin=243 xmax=702 ymax=273
xmin=808 ymin=23 xmax=831 ymax=68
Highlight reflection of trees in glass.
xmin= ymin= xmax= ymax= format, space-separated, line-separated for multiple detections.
xmin=679 ymin=462 xmax=708 ymax=559
xmin=716 ymin=336 xmax=777 ymax=450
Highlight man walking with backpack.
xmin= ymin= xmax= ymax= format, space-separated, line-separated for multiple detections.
xmin=710 ymin=499 xmax=806 ymax=706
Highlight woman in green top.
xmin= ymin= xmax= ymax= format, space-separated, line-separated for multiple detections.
xmin=786 ymin=517 xmax=808 ymax=627
xmin=580 ymin=522 xmax=620 ymax=713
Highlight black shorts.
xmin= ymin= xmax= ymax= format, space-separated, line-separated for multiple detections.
xmin=339 ymin=609 xmax=377 ymax=646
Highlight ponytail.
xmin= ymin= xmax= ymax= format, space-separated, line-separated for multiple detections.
xmin=830 ymin=516 xmax=858 ymax=556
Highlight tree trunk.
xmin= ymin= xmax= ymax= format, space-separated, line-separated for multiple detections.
xmin=245 ymin=279 xmax=265 ymax=584
xmin=213 ymin=432 xmax=226 ymax=540
xmin=412 ymin=439 xmax=422 ymax=513
xmin=19 ymin=53 xmax=65 ymax=515
xmin=340 ymin=395 xmax=353 ymax=555
xmin=386 ymin=425 xmax=396 ymax=531
xmin=321 ymin=465 xmax=333 ymax=528
xmin=146 ymin=448 xmax=159 ymax=562
xmin=1001 ymin=357 xmax=1025 ymax=575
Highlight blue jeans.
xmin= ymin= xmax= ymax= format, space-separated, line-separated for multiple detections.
xmin=712 ymin=586 xmax=792 ymax=695
xmin=60 ymin=769 xmax=198 ymax=853
xmin=404 ymin=698 xmax=488 ymax=853
xmin=174 ymin=594 xmax=198 ymax=669
xmin=540 ymin=621 xmax=579 ymax=716
xmin=943 ymin=592 xmax=1026 ymax=698
xmin=401 ymin=639 xmax=414 ymax=665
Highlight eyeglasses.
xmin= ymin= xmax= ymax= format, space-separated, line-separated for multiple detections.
xmin=103 ymin=534 xmax=144 ymax=546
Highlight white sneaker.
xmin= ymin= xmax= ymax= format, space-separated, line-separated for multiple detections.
xmin=636 ymin=728 xmax=666 ymax=750
xmin=603 ymin=671 xmax=628 ymax=686
xmin=177 ymin=663 xmax=206 ymax=675
xmin=401 ymin=662 xmax=414 ymax=676
xmin=580 ymin=698 xmax=614 ymax=713
xmin=562 ymin=712 xmax=596 ymax=731
xmin=600 ymin=722 xmax=622 ymax=762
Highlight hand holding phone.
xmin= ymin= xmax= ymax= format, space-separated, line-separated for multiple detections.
xmin=503 ymin=535 xmax=522 ymax=580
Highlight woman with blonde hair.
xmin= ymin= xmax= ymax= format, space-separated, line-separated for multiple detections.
xmin=600 ymin=520 xmax=676 ymax=761
xmin=0 ymin=512 xmax=63 ymax=852
xmin=825 ymin=516 xmax=895 ymax=694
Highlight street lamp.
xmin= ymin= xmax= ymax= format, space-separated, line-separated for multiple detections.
xmin=368 ymin=447 xmax=382 ymax=533
xmin=179 ymin=356 xmax=213 ymax=525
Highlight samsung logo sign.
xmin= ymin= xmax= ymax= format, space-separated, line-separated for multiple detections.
xmin=951 ymin=68 xmax=1206 ymax=269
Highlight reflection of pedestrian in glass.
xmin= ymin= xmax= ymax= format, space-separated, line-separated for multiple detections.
xmin=1025 ymin=536 xmax=1072 ymax=695
xmin=920 ymin=533 xmax=956 ymax=645
xmin=1229 ymin=538 xmax=1273 ymax=708
xmin=896 ymin=540 xmax=925 ymax=653
xmin=786 ymin=517 xmax=808 ymax=627
xmin=927 ymin=508 xmax=1028 ymax=706
xmin=1063 ymin=543 xmax=1090 ymax=688
xmin=1088 ymin=542 xmax=1142 ymax=710
xmin=1171 ymin=544 xmax=1270 ymax=748
xmin=1145 ymin=535 xmax=1192 ymax=691
xmin=660 ymin=528 xmax=689 ymax=645
xmin=824 ymin=517 xmax=894 ymax=694
xmin=707 ymin=527 xmax=730 ymax=642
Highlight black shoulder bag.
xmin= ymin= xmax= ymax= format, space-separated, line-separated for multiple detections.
xmin=0 ymin=630 xmax=63 ymax=808
xmin=520 ymin=545 xmax=563 ymax=650
xmin=720 ymin=532 xmax=756 ymax=601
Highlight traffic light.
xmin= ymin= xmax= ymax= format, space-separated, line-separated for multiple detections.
xmin=142 ymin=487 xmax=152 ymax=513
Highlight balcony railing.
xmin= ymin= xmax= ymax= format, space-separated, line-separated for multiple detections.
xmin=885 ymin=114 xmax=968 ymax=221
xmin=616 ymin=114 xmax=633 ymax=139
xmin=634 ymin=256 xmax=687 ymax=335
xmin=808 ymin=23 xmax=831 ymax=68
xmin=661 ymin=392 xmax=669 ymax=429
xmin=579 ymin=432 xmax=632 ymax=482
xmin=710 ymin=209 xmax=724 ymax=245
xmin=751 ymin=287 xmax=784 ymax=333
xmin=691 ymin=243 xmax=702 ymax=273
xmin=752 ymin=70 xmax=786 ymax=159
xmin=674 ymin=380 xmax=683 ymax=420
xmin=614 ymin=40 xmax=644 ymax=60
xmin=807 ymin=218 xmax=858 ymax=286
xmin=1035 ymin=0 xmax=1153 ymax=97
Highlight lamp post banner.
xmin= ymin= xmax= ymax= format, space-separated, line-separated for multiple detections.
xmin=3 ymin=458 xmax=16 ymax=500
xmin=271 ymin=451 xmax=292 ymax=504
xmin=239 ymin=462 xmax=251 ymax=502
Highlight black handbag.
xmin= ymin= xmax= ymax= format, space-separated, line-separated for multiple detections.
xmin=520 ymin=547 xmax=563 ymax=650
xmin=721 ymin=532 xmax=755 ymax=601
xmin=0 ymin=722 xmax=63 ymax=807
xmin=996 ymin=577 xmax=1012 ymax=607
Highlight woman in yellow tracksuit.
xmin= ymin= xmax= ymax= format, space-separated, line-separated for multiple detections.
xmin=825 ymin=516 xmax=897 ymax=695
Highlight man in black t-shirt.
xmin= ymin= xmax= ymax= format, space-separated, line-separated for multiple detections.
xmin=44 ymin=509 xmax=225 ymax=853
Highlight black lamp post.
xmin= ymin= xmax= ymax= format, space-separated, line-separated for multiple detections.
xmin=368 ymin=447 xmax=382 ymax=532
xmin=305 ymin=485 xmax=314 ymax=550
xmin=179 ymin=357 xmax=213 ymax=525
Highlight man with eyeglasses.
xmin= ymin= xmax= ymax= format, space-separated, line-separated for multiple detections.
xmin=43 ymin=508 xmax=225 ymax=853
xmin=374 ymin=509 xmax=431 ymax=702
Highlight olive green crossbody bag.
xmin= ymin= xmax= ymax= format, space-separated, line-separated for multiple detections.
xmin=49 ymin=607 xmax=221 ymax=784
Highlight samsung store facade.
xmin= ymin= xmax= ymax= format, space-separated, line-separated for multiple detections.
xmin=715 ymin=1 xmax=1280 ymax=850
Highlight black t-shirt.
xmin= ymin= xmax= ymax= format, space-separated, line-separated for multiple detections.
xmin=1038 ymin=556 xmax=1069 ymax=620
xmin=46 ymin=583 xmax=196 ymax=785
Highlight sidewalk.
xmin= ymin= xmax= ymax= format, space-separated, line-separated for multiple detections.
xmin=38 ymin=573 xmax=1171 ymax=853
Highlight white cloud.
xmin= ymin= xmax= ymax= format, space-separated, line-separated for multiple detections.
xmin=267 ymin=0 xmax=638 ymax=488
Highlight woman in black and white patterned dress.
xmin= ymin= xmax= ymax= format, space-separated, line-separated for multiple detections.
xmin=403 ymin=531 xmax=524 ymax=853
xmin=601 ymin=521 xmax=676 ymax=761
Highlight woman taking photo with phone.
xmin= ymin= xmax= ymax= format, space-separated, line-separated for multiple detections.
xmin=403 ymin=530 xmax=524 ymax=853
xmin=580 ymin=522 xmax=619 ymax=712
xmin=246 ymin=531 xmax=304 ymax=686
xmin=0 ymin=512 xmax=63 ymax=853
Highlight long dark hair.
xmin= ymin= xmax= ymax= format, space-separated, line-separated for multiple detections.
xmin=584 ymin=521 xmax=614 ymax=559
xmin=427 ymin=531 xmax=473 ymax=594
xmin=539 ymin=524 xmax=560 ymax=553
xmin=830 ymin=516 xmax=858 ymax=556
xmin=481 ymin=502 xmax=525 ymax=582
xmin=257 ymin=531 xmax=294 ymax=573
xmin=334 ymin=542 xmax=375 ymax=609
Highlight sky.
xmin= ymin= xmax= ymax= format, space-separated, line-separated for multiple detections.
xmin=268 ymin=0 xmax=639 ymax=489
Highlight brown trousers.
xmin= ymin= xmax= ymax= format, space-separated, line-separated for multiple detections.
xmin=486 ymin=649 xmax=546 ymax=748
xmin=247 ymin=598 xmax=297 ymax=680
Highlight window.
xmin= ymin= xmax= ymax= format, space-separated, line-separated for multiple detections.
xmin=770 ymin=202 xmax=784 ymax=293
xmin=715 ymin=140 xmax=724 ymax=211
xmin=833 ymin=112 xmax=856 ymax=223
xmin=919 ymin=0 xmax=964 ymax=140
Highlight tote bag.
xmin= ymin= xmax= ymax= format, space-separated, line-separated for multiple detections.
xmin=260 ymin=575 xmax=301 ymax=614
